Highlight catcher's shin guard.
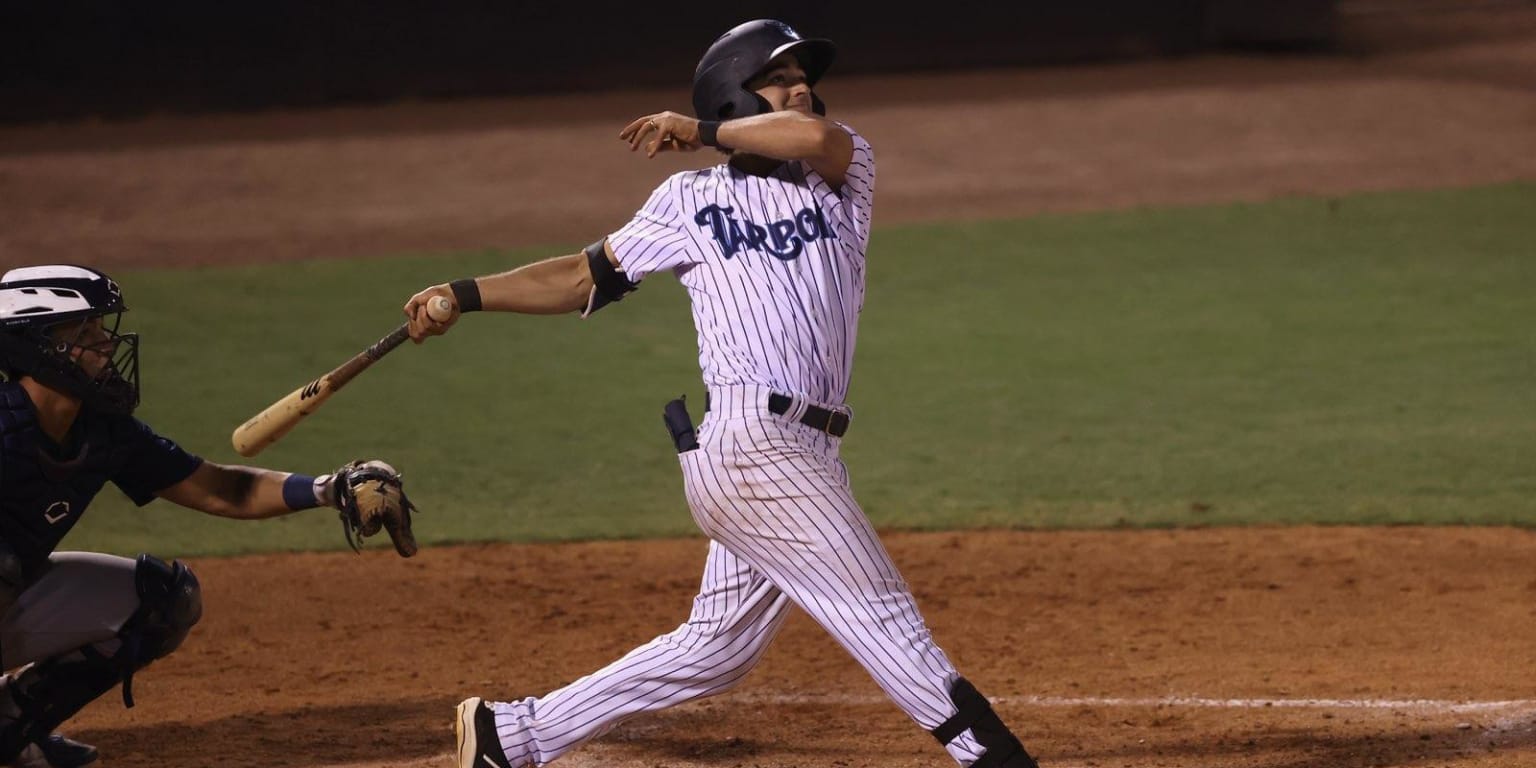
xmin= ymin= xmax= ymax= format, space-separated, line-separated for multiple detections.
xmin=112 ymin=554 xmax=202 ymax=707
xmin=0 ymin=554 xmax=204 ymax=761
xmin=0 ymin=656 xmax=118 ymax=764
xmin=930 ymin=678 xmax=1039 ymax=768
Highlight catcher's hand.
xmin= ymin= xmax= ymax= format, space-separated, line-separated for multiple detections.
xmin=329 ymin=460 xmax=419 ymax=557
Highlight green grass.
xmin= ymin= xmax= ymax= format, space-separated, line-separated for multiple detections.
xmin=61 ymin=182 xmax=1536 ymax=558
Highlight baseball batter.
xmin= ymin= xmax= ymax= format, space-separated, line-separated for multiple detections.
xmin=406 ymin=19 xmax=1039 ymax=768
xmin=0 ymin=265 xmax=418 ymax=768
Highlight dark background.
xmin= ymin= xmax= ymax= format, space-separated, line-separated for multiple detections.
xmin=0 ymin=0 xmax=1337 ymax=124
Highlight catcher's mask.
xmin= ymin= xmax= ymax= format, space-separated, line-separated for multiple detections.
xmin=692 ymin=19 xmax=837 ymax=121
xmin=0 ymin=264 xmax=141 ymax=415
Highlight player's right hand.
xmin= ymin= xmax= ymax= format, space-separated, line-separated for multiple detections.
xmin=403 ymin=285 xmax=459 ymax=343
xmin=621 ymin=111 xmax=704 ymax=158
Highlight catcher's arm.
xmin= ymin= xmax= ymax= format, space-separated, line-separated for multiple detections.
xmin=158 ymin=462 xmax=318 ymax=520
xmin=157 ymin=460 xmax=420 ymax=557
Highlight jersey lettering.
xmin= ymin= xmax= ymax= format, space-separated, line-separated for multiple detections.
xmin=693 ymin=203 xmax=836 ymax=260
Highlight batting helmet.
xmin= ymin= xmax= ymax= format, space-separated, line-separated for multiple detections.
xmin=0 ymin=264 xmax=140 ymax=414
xmin=692 ymin=19 xmax=837 ymax=121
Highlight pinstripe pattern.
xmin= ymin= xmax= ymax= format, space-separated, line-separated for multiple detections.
xmin=608 ymin=123 xmax=872 ymax=407
xmin=491 ymin=540 xmax=793 ymax=764
xmin=485 ymin=125 xmax=990 ymax=766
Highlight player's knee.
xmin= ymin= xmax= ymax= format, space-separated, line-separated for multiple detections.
xmin=930 ymin=677 xmax=1038 ymax=768
xmin=704 ymin=641 xmax=773 ymax=695
xmin=667 ymin=619 xmax=775 ymax=692
xmin=125 ymin=554 xmax=203 ymax=663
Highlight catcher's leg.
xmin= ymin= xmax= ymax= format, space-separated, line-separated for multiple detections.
xmin=473 ymin=541 xmax=791 ymax=767
xmin=688 ymin=425 xmax=1038 ymax=767
xmin=0 ymin=553 xmax=201 ymax=764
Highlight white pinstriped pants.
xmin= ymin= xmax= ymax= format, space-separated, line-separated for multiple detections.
xmin=490 ymin=385 xmax=987 ymax=766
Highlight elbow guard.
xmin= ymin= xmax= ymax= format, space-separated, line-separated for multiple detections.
xmin=580 ymin=239 xmax=639 ymax=318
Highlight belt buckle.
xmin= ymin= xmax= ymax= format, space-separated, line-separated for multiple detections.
xmin=824 ymin=410 xmax=850 ymax=437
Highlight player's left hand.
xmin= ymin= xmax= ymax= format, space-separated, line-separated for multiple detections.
xmin=403 ymin=285 xmax=459 ymax=343
xmin=621 ymin=112 xmax=703 ymax=157
xmin=328 ymin=460 xmax=420 ymax=557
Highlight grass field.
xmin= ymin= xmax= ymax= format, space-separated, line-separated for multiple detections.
xmin=63 ymin=182 xmax=1536 ymax=558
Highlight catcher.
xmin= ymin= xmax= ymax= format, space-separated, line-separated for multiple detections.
xmin=0 ymin=264 xmax=419 ymax=768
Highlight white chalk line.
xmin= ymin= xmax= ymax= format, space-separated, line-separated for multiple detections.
xmin=729 ymin=691 xmax=1536 ymax=714
xmin=331 ymin=693 xmax=1536 ymax=767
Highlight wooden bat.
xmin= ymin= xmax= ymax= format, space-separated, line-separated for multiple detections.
xmin=231 ymin=295 xmax=452 ymax=457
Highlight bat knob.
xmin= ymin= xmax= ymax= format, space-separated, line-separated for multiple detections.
xmin=427 ymin=296 xmax=454 ymax=323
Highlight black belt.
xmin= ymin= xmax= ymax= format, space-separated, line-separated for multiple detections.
xmin=705 ymin=392 xmax=851 ymax=438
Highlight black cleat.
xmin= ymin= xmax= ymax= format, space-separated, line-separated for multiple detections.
xmin=455 ymin=697 xmax=513 ymax=768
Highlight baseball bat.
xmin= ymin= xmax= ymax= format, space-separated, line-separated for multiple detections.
xmin=230 ymin=296 xmax=452 ymax=457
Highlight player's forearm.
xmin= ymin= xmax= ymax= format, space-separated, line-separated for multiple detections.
xmin=161 ymin=462 xmax=311 ymax=520
xmin=214 ymin=467 xmax=300 ymax=519
xmin=473 ymin=253 xmax=592 ymax=315
xmin=716 ymin=112 xmax=842 ymax=162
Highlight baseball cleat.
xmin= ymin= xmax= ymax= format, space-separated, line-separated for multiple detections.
xmin=9 ymin=734 xmax=98 ymax=768
xmin=455 ymin=697 xmax=513 ymax=768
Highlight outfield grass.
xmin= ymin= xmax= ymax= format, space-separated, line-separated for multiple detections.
xmin=62 ymin=182 xmax=1536 ymax=557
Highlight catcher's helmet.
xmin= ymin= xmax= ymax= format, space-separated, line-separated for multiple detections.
xmin=692 ymin=19 xmax=837 ymax=121
xmin=0 ymin=264 xmax=141 ymax=414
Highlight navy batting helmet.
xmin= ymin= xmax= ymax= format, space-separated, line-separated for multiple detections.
xmin=0 ymin=264 xmax=141 ymax=414
xmin=692 ymin=19 xmax=837 ymax=121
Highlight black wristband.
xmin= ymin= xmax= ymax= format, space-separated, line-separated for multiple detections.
xmin=698 ymin=120 xmax=724 ymax=148
xmin=449 ymin=279 xmax=482 ymax=313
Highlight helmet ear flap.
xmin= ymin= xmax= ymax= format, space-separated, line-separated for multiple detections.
xmin=711 ymin=91 xmax=771 ymax=121
xmin=725 ymin=92 xmax=820 ymax=118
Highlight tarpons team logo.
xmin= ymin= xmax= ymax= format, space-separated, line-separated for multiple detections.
xmin=694 ymin=204 xmax=836 ymax=260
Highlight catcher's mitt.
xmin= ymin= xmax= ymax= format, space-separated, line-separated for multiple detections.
xmin=331 ymin=460 xmax=419 ymax=557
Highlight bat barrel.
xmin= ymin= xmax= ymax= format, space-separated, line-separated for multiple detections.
xmin=230 ymin=322 xmax=413 ymax=457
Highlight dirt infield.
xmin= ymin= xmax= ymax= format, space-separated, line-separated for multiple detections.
xmin=7 ymin=5 xmax=1536 ymax=767
xmin=74 ymin=528 xmax=1536 ymax=767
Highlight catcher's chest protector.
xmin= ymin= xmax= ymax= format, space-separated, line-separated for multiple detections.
xmin=0 ymin=384 xmax=114 ymax=575
xmin=0 ymin=382 xmax=199 ymax=579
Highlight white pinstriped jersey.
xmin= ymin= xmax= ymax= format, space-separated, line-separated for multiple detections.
xmin=607 ymin=123 xmax=875 ymax=407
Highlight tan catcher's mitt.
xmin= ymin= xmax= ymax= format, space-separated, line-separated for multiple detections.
xmin=331 ymin=460 xmax=420 ymax=557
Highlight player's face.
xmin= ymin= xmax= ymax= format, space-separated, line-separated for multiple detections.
xmin=51 ymin=316 xmax=117 ymax=379
xmin=748 ymin=55 xmax=812 ymax=114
